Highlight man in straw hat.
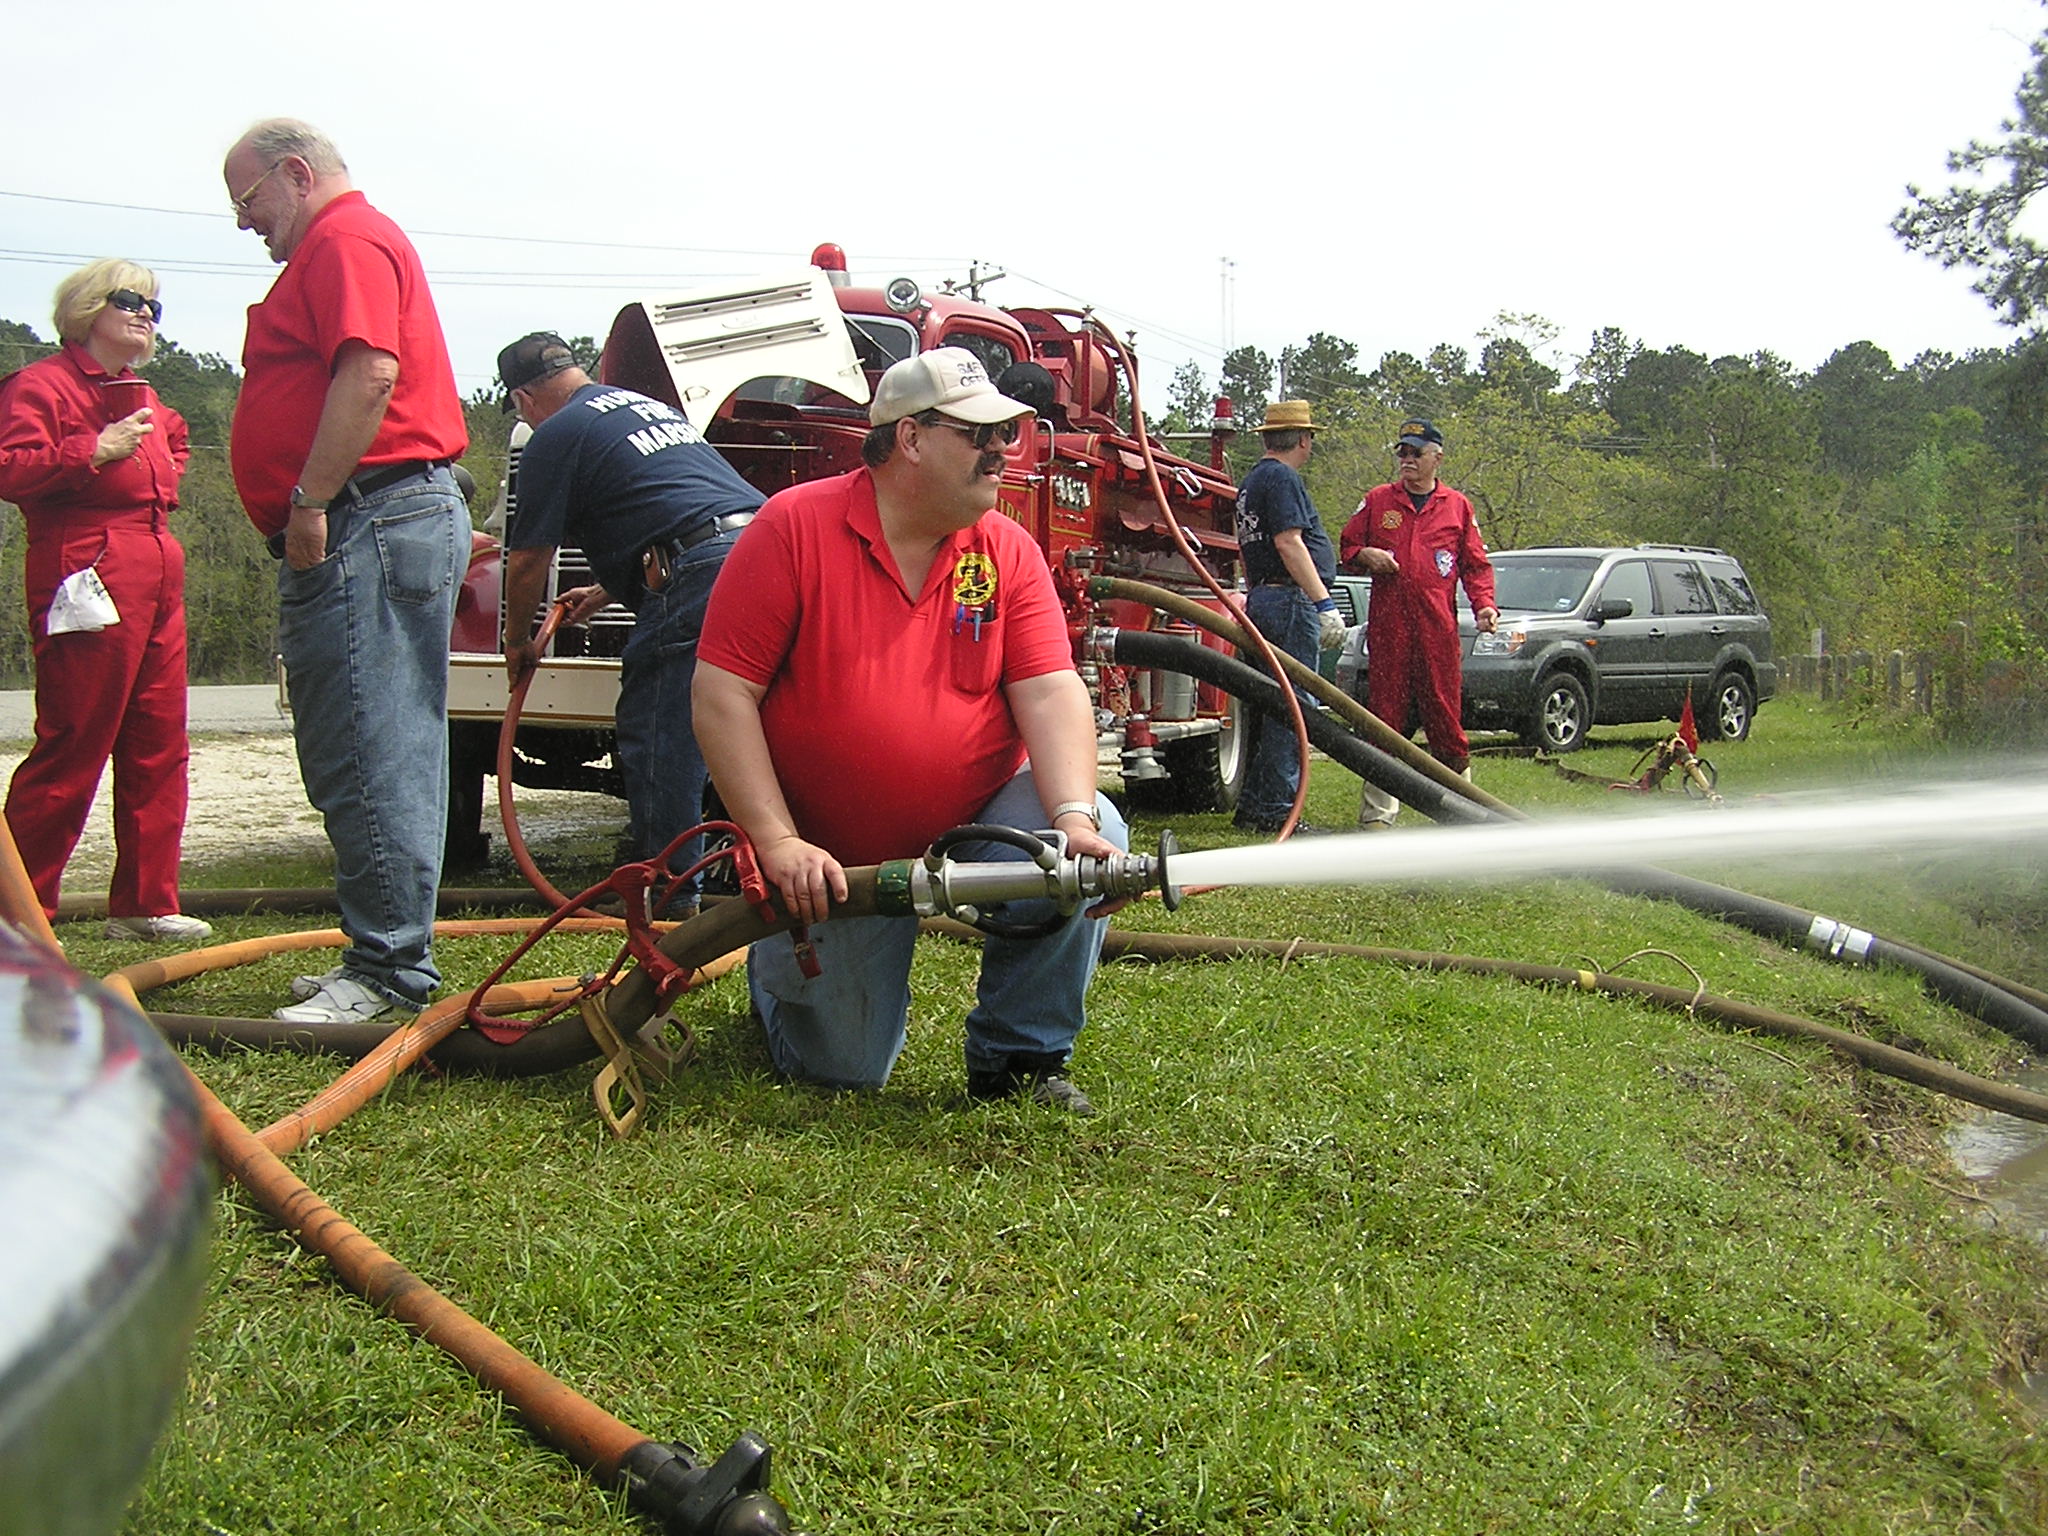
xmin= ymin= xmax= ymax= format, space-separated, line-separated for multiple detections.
xmin=1231 ymin=399 xmax=1345 ymax=834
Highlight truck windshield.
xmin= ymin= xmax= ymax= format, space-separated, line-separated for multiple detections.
xmin=847 ymin=316 xmax=918 ymax=372
xmin=1491 ymin=556 xmax=1602 ymax=612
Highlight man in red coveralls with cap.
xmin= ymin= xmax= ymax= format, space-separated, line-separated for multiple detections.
xmin=1341 ymin=418 xmax=1499 ymax=828
xmin=222 ymin=118 xmax=469 ymax=1025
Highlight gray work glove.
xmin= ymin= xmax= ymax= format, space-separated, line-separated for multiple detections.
xmin=1316 ymin=600 xmax=1347 ymax=651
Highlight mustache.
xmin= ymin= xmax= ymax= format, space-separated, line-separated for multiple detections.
xmin=976 ymin=452 xmax=1006 ymax=475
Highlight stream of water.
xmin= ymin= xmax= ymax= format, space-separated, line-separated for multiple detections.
xmin=1168 ymin=777 xmax=2048 ymax=892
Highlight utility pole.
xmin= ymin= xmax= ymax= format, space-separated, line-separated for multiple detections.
xmin=945 ymin=260 xmax=1007 ymax=302
xmin=1220 ymin=257 xmax=1235 ymax=354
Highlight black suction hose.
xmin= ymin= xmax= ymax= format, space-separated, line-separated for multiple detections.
xmin=1112 ymin=629 xmax=1491 ymax=825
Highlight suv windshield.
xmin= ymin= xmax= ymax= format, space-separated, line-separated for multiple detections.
xmin=1491 ymin=555 xmax=1601 ymax=613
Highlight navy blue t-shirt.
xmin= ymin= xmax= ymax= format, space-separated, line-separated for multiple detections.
xmin=1234 ymin=455 xmax=1336 ymax=588
xmin=509 ymin=383 xmax=765 ymax=601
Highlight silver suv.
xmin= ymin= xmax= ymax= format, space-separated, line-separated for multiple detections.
xmin=1461 ymin=544 xmax=1776 ymax=752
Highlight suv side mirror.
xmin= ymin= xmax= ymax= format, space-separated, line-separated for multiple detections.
xmin=1591 ymin=597 xmax=1634 ymax=623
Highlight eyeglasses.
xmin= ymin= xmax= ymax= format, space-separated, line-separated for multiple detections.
xmin=923 ymin=414 xmax=1024 ymax=450
xmin=106 ymin=289 xmax=162 ymax=324
xmin=231 ymin=159 xmax=286 ymax=215
xmin=1394 ymin=444 xmax=1429 ymax=460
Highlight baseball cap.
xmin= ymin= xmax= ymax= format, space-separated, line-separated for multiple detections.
xmin=1395 ymin=418 xmax=1445 ymax=449
xmin=870 ymin=346 xmax=1034 ymax=426
xmin=497 ymin=332 xmax=577 ymax=399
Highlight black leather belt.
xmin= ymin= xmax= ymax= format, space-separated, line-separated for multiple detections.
xmin=640 ymin=511 xmax=755 ymax=595
xmin=656 ymin=511 xmax=755 ymax=558
xmin=338 ymin=458 xmax=452 ymax=504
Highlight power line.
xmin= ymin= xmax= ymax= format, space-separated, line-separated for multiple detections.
xmin=0 ymin=189 xmax=970 ymax=265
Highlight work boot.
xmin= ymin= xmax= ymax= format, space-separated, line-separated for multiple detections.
xmin=966 ymin=1052 xmax=1098 ymax=1117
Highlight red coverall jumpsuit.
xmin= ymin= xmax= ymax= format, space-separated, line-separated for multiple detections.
xmin=0 ymin=341 xmax=192 ymax=919
xmin=1340 ymin=480 xmax=1495 ymax=770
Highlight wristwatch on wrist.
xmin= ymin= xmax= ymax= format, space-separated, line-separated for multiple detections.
xmin=1050 ymin=799 xmax=1102 ymax=830
xmin=290 ymin=484 xmax=331 ymax=511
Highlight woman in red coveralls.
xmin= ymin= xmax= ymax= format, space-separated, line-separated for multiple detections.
xmin=0 ymin=259 xmax=210 ymax=940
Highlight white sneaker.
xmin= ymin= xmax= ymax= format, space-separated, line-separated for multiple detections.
xmin=289 ymin=964 xmax=345 ymax=1001
xmin=105 ymin=914 xmax=214 ymax=942
xmin=274 ymin=975 xmax=417 ymax=1026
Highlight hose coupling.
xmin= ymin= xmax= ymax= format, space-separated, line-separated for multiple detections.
xmin=905 ymin=827 xmax=1182 ymax=938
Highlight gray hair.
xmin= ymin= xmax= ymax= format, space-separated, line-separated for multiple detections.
xmin=1261 ymin=428 xmax=1310 ymax=453
xmin=235 ymin=118 xmax=347 ymax=177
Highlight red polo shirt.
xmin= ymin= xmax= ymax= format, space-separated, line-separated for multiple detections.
xmin=229 ymin=190 xmax=467 ymax=534
xmin=699 ymin=467 xmax=1075 ymax=867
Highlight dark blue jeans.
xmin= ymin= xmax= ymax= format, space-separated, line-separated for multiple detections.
xmin=1238 ymin=584 xmax=1320 ymax=825
xmin=614 ymin=531 xmax=735 ymax=893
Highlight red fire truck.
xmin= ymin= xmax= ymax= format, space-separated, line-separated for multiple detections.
xmin=445 ymin=247 xmax=1248 ymax=862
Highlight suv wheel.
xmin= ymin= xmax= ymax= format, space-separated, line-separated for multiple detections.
xmin=1522 ymin=672 xmax=1590 ymax=753
xmin=1707 ymin=670 xmax=1754 ymax=742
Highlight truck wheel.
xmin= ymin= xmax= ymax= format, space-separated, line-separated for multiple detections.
xmin=1706 ymin=671 xmax=1754 ymax=742
xmin=445 ymin=720 xmax=496 ymax=871
xmin=1125 ymin=697 xmax=1247 ymax=814
xmin=1521 ymin=672 xmax=1590 ymax=753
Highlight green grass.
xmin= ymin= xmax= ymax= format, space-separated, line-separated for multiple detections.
xmin=97 ymin=696 xmax=2048 ymax=1534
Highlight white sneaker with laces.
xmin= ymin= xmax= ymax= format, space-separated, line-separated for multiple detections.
xmin=274 ymin=975 xmax=417 ymax=1026
xmin=104 ymin=914 xmax=214 ymax=942
xmin=289 ymin=964 xmax=345 ymax=1001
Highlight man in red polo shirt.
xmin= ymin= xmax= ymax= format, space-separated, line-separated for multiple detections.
xmin=223 ymin=118 xmax=469 ymax=1024
xmin=694 ymin=348 xmax=1125 ymax=1113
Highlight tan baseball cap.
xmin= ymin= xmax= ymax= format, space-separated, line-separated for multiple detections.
xmin=871 ymin=347 xmax=1034 ymax=426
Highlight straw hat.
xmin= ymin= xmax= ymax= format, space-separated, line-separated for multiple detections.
xmin=1255 ymin=400 xmax=1319 ymax=434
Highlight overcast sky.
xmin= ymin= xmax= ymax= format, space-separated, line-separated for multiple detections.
xmin=3 ymin=0 xmax=2043 ymax=413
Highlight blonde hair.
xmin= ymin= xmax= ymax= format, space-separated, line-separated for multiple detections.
xmin=52 ymin=258 xmax=161 ymax=363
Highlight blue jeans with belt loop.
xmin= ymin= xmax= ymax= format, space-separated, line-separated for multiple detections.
xmin=613 ymin=529 xmax=735 ymax=896
xmin=1238 ymin=583 xmax=1321 ymax=825
xmin=276 ymin=470 xmax=466 ymax=1007
xmin=749 ymin=770 xmax=1130 ymax=1089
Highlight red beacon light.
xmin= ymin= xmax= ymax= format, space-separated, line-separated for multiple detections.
xmin=810 ymin=243 xmax=850 ymax=287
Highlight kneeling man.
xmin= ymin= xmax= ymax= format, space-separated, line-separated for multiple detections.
xmin=694 ymin=349 xmax=1124 ymax=1113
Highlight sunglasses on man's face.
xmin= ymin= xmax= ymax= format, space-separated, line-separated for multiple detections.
xmin=1394 ymin=444 xmax=1430 ymax=460
xmin=106 ymin=289 xmax=162 ymax=324
xmin=926 ymin=414 xmax=1024 ymax=450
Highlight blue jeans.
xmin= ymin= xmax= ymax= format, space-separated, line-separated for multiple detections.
xmin=614 ymin=532 xmax=732 ymax=893
xmin=1238 ymin=584 xmax=1320 ymax=825
xmin=750 ymin=770 xmax=1129 ymax=1089
xmin=277 ymin=471 xmax=466 ymax=1007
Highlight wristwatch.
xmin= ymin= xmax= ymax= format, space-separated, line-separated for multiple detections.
xmin=290 ymin=484 xmax=331 ymax=511
xmin=1050 ymin=799 xmax=1102 ymax=830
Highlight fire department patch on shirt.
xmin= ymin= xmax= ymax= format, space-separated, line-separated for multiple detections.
xmin=1381 ymin=508 xmax=1402 ymax=531
xmin=952 ymin=552 xmax=997 ymax=608
xmin=1435 ymin=548 xmax=1455 ymax=578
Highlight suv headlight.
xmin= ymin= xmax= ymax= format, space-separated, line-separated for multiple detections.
xmin=1471 ymin=628 xmax=1527 ymax=656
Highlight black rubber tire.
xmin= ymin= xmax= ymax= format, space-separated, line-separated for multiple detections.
xmin=1522 ymin=671 xmax=1591 ymax=753
xmin=1707 ymin=670 xmax=1755 ymax=742
xmin=444 ymin=720 xmax=497 ymax=870
xmin=1125 ymin=697 xmax=1247 ymax=814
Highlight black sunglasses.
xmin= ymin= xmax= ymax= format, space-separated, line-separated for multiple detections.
xmin=1394 ymin=444 xmax=1428 ymax=459
xmin=107 ymin=289 xmax=163 ymax=324
xmin=923 ymin=413 xmax=1024 ymax=450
